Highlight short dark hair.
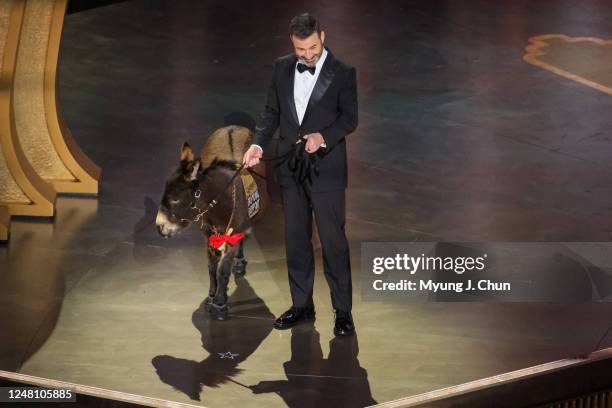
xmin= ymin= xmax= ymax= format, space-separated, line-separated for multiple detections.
xmin=289 ymin=13 xmax=321 ymax=39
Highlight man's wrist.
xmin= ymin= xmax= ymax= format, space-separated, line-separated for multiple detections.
xmin=316 ymin=133 xmax=327 ymax=148
xmin=251 ymin=144 xmax=263 ymax=153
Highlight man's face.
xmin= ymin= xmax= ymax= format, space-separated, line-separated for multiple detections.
xmin=291 ymin=31 xmax=326 ymax=67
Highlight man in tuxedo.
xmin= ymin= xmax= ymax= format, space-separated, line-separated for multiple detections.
xmin=242 ymin=13 xmax=358 ymax=336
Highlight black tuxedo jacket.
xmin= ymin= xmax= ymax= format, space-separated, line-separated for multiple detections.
xmin=253 ymin=48 xmax=358 ymax=192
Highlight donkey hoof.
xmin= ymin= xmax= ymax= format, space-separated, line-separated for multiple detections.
xmin=213 ymin=312 xmax=228 ymax=321
xmin=209 ymin=304 xmax=229 ymax=320
xmin=233 ymin=258 xmax=248 ymax=278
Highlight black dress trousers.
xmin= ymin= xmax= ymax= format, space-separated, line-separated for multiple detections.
xmin=280 ymin=177 xmax=352 ymax=313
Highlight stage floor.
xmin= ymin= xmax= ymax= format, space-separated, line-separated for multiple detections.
xmin=2 ymin=0 xmax=612 ymax=406
xmin=3 ymin=199 xmax=612 ymax=407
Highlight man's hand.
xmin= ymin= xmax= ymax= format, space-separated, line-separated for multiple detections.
xmin=303 ymin=132 xmax=326 ymax=153
xmin=243 ymin=145 xmax=263 ymax=167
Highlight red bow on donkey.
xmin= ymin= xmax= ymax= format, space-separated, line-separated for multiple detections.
xmin=208 ymin=227 xmax=244 ymax=252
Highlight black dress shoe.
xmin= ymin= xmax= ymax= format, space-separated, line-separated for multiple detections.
xmin=273 ymin=306 xmax=315 ymax=329
xmin=334 ymin=310 xmax=355 ymax=336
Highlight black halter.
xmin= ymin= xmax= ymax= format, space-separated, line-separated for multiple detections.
xmin=180 ymin=162 xmax=245 ymax=224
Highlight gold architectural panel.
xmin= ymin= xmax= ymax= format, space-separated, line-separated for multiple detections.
xmin=1 ymin=0 xmax=103 ymax=240
xmin=0 ymin=0 xmax=56 ymax=218
xmin=524 ymin=34 xmax=612 ymax=96
xmin=14 ymin=0 xmax=73 ymax=181
xmin=15 ymin=0 xmax=100 ymax=194
xmin=0 ymin=1 xmax=28 ymax=204
xmin=0 ymin=206 xmax=9 ymax=241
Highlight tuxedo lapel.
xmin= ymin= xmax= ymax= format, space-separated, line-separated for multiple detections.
xmin=281 ymin=55 xmax=300 ymax=125
xmin=302 ymin=48 xmax=339 ymax=125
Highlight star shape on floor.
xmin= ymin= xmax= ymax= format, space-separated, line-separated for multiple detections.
xmin=218 ymin=351 xmax=239 ymax=359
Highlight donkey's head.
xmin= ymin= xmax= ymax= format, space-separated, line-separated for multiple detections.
xmin=156 ymin=142 xmax=202 ymax=238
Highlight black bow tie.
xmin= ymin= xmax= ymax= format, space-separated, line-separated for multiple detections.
xmin=297 ymin=63 xmax=316 ymax=75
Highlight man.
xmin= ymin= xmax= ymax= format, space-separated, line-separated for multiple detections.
xmin=242 ymin=13 xmax=358 ymax=336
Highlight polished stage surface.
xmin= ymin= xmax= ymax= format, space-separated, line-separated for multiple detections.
xmin=2 ymin=0 xmax=612 ymax=406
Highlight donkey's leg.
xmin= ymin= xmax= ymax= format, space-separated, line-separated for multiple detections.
xmin=232 ymin=238 xmax=248 ymax=278
xmin=210 ymin=249 xmax=236 ymax=320
xmin=204 ymin=245 xmax=219 ymax=312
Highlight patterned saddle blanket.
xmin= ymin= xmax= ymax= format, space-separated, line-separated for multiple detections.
xmin=239 ymin=168 xmax=260 ymax=219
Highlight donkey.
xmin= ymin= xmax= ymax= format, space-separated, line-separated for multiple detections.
xmin=156 ymin=125 xmax=268 ymax=320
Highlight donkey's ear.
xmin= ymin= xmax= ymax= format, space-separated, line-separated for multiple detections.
xmin=181 ymin=142 xmax=194 ymax=162
xmin=186 ymin=159 xmax=201 ymax=181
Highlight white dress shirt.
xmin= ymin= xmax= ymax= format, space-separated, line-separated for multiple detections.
xmin=294 ymin=47 xmax=327 ymax=127
xmin=252 ymin=48 xmax=328 ymax=152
